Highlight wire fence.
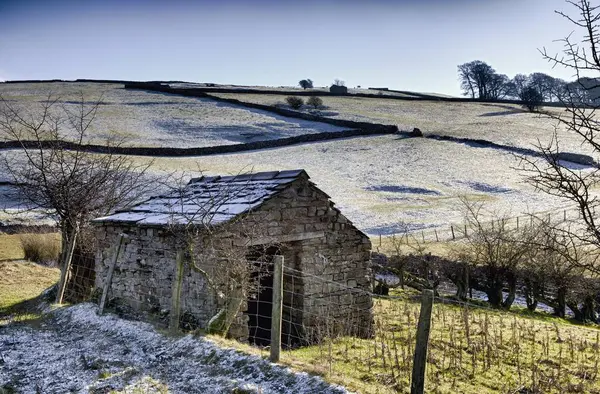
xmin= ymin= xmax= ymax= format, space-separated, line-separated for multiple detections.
xmin=5 ymin=202 xmax=600 ymax=393
xmin=373 ymin=204 xmax=583 ymax=248
xmin=71 ymin=238 xmax=600 ymax=394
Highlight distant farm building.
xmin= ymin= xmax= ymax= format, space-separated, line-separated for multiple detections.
xmin=93 ymin=170 xmax=373 ymax=346
xmin=329 ymin=84 xmax=348 ymax=95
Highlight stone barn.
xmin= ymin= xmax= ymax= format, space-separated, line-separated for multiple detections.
xmin=329 ymin=84 xmax=348 ymax=95
xmin=93 ymin=170 xmax=373 ymax=346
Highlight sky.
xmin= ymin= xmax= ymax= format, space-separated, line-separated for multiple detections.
xmin=0 ymin=0 xmax=586 ymax=96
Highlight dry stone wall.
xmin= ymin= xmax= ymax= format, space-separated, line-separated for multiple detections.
xmin=239 ymin=177 xmax=373 ymax=339
xmin=95 ymin=225 xmax=216 ymax=328
xmin=94 ymin=175 xmax=372 ymax=343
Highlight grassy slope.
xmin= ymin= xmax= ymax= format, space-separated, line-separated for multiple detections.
xmin=0 ymin=260 xmax=59 ymax=313
xmin=0 ymin=234 xmax=25 ymax=260
xmin=211 ymin=93 xmax=589 ymax=157
xmin=210 ymin=290 xmax=600 ymax=394
xmin=0 ymin=82 xmax=344 ymax=148
xmin=133 ymin=135 xmax=571 ymax=235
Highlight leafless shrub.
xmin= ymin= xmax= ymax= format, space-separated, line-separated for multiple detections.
xmin=285 ymin=96 xmax=304 ymax=109
xmin=453 ymin=199 xmax=537 ymax=309
xmin=307 ymin=96 xmax=323 ymax=109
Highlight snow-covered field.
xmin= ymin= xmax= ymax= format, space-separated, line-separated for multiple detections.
xmin=0 ymin=303 xmax=347 ymax=394
xmin=0 ymin=82 xmax=590 ymax=237
xmin=0 ymin=83 xmax=346 ymax=148
xmin=138 ymin=135 xmax=574 ymax=235
xmin=212 ymin=93 xmax=592 ymax=157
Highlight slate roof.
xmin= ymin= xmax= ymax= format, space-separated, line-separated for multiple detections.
xmin=93 ymin=170 xmax=308 ymax=226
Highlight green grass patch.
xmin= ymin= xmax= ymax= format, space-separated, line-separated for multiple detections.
xmin=0 ymin=234 xmax=26 ymax=260
xmin=210 ymin=289 xmax=600 ymax=394
xmin=0 ymin=260 xmax=60 ymax=317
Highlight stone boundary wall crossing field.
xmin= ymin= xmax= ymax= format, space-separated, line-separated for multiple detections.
xmin=2 ymin=79 xmax=571 ymax=107
xmin=0 ymin=127 xmax=394 ymax=157
xmin=122 ymin=82 xmax=400 ymax=132
xmin=0 ymin=82 xmax=400 ymax=157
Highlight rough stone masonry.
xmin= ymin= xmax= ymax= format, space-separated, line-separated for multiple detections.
xmin=93 ymin=170 xmax=373 ymax=345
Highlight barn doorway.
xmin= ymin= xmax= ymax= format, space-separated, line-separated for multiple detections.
xmin=246 ymin=244 xmax=304 ymax=348
xmin=246 ymin=245 xmax=279 ymax=346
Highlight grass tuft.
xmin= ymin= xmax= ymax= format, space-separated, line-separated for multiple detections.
xmin=18 ymin=233 xmax=61 ymax=265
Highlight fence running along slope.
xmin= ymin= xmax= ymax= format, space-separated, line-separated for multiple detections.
xmin=36 ymin=239 xmax=598 ymax=394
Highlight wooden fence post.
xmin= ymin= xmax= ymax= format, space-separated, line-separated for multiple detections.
xmin=169 ymin=250 xmax=186 ymax=332
xmin=98 ymin=234 xmax=125 ymax=315
xmin=450 ymin=225 xmax=455 ymax=240
xmin=411 ymin=289 xmax=434 ymax=394
xmin=434 ymin=229 xmax=439 ymax=242
xmin=270 ymin=255 xmax=284 ymax=363
xmin=56 ymin=227 xmax=79 ymax=304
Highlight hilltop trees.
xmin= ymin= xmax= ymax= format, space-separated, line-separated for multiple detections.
xmin=457 ymin=61 xmax=565 ymax=103
xmin=519 ymin=85 xmax=544 ymax=112
xmin=298 ymin=79 xmax=313 ymax=89
xmin=457 ymin=61 xmax=511 ymax=99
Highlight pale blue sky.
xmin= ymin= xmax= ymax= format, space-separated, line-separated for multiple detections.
xmin=0 ymin=0 xmax=582 ymax=95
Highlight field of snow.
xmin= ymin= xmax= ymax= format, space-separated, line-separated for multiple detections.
xmin=0 ymin=83 xmax=346 ymax=148
xmin=0 ymin=82 xmax=591 ymax=237
xmin=212 ymin=93 xmax=593 ymax=157
xmin=137 ymin=134 xmax=574 ymax=236
xmin=0 ymin=303 xmax=347 ymax=394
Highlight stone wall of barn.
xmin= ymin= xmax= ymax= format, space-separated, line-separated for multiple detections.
xmin=94 ymin=225 xmax=220 ymax=333
xmin=94 ymin=175 xmax=372 ymax=344
xmin=237 ymin=177 xmax=373 ymax=341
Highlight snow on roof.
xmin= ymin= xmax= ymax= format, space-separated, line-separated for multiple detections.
xmin=93 ymin=169 xmax=308 ymax=226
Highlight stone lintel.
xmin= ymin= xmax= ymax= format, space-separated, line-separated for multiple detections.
xmin=235 ymin=231 xmax=325 ymax=247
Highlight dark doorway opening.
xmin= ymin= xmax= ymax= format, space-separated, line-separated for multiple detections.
xmin=246 ymin=245 xmax=279 ymax=346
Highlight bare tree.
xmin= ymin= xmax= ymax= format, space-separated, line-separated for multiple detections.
xmin=371 ymin=230 xmax=441 ymax=295
xmin=0 ymin=94 xmax=153 ymax=302
xmin=520 ymin=218 xmax=588 ymax=316
xmin=457 ymin=60 xmax=509 ymax=99
xmin=519 ymin=85 xmax=544 ymax=112
xmin=164 ymin=173 xmax=274 ymax=337
xmin=453 ymin=200 xmax=536 ymax=309
xmin=519 ymin=0 xmax=600 ymax=268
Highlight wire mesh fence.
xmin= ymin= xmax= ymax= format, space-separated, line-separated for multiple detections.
xmin=273 ymin=267 xmax=600 ymax=393
xmin=7 ymin=202 xmax=600 ymax=393
xmin=373 ymin=204 xmax=583 ymax=248
xmin=66 ymin=238 xmax=600 ymax=393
